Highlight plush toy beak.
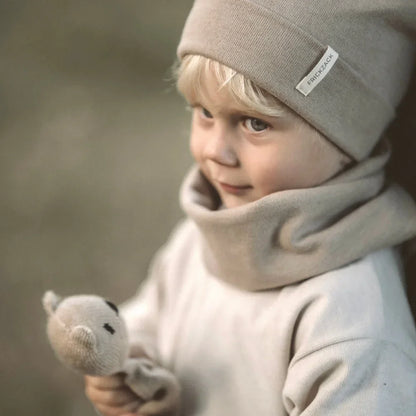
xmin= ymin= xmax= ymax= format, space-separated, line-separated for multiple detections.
xmin=42 ymin=291 xmax=62 ymax=316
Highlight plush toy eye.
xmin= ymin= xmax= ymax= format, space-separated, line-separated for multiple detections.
xmin=103 ymin=323 xmax=115 ymax=334
xmin=105 ymin=300 xmax=119 ymax=315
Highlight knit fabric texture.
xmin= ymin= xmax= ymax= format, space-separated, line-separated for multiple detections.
xmin=180 ymin=140 xmax=416 ymax=289
xmin=177 ymin=0 xmax=416 ymax=160
xmin=43 ymin=293 xmax=129 ymax=375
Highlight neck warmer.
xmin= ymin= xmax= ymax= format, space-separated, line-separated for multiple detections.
xmin=180 ymin=141 xmax=416 ymax=291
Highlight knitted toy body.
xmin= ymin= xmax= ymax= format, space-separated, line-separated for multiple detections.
xmin=42 ymin=291 xmax=180 ymax=415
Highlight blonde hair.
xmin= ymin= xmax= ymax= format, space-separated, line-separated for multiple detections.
xmin=174 ymin=55 xmax=352 ymax=167
xmin=175 ymin=55 xmax=292 ymax=118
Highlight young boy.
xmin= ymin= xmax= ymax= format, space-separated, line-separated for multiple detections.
xmin=85 ymin=1 xmax=416 ymax=415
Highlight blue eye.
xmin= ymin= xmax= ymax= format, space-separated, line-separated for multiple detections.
xmin=244 ymin=118 xmax=269 ymax=132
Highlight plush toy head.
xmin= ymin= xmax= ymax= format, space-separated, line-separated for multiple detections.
xmin=42 ymin=291 xmax=129 ymax=376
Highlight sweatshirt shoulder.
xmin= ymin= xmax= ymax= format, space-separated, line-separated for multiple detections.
xmin=155 ymin=218 xmax=202 ymax=276
xmin=286 ymin=248 xmax=416 ymax=359
xmin=162 ymin=218 xmax=200 ymax=256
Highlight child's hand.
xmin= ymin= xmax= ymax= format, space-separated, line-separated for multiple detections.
xmin=84 ymin=373 xmax=144 ymax=416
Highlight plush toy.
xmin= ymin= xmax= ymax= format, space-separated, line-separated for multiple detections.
xmin=42 ymin=291 xmax=180 ymax=415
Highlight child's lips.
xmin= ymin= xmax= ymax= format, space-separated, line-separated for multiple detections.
xmin=217 ymin=181 xmax=252 ymax=195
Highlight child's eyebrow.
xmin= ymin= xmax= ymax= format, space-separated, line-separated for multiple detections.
xmin=184 ymin=92 xmax=289 ymax=120
xmin=230 ymin=108 xmax=280 ymax=119
xmin=192 ymin=102 xmax=284 ymax=121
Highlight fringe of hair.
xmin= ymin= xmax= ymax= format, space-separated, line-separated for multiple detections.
xmin=174 ymin=55 xmax=291 ymax=118
xmin=173 ymin=54 xmax=351 ymax=167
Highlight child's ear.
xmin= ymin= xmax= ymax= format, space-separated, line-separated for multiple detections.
xmin=42 ymin=290 xmax=62 ymax=316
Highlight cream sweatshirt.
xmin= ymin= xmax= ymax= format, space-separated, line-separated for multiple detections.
xmin=122 ymin=219 xmax=416 ymax=415
xmin=122 ymin=145 xmax=416 ymax=415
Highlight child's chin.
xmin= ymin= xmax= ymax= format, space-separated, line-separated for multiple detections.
xmin=220 ymin=195 xmax=251 ymax=209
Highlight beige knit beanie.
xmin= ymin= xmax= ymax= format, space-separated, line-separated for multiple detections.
xmin=177 ymin=0 xmax=416 ymax=161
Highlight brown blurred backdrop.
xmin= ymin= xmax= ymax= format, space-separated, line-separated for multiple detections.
xmin=1 ymin=2 xmax=415 ymax=415
xmin=0 ymin=1 xmax=193 ymax=414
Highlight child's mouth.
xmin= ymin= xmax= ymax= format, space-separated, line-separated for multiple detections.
xmin=218 ymin=182 xmax=252 ymax=195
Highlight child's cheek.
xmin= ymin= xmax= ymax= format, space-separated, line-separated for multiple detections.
xmin=189 ymin=133 xmax=203 ymax=164
xmin=255 ymin=165 xmax=283 ymax=196
xmin=251 ymin=150 xmax=294 ymax=196
xmin=190 ymin=119 xmax=208 ymax=163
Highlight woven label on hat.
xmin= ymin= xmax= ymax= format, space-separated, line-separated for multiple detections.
xmin=296 ymin=46 xmax=339 ymax=96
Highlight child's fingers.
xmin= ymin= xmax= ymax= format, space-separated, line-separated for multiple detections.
xmin=86 ymin=384 xmax=139 ymax=407
xmin=85 ymin=374 xmax=126 ymax=390
xmin=93 ymin=400 xmax=141 ymax=416
xmin=119 ymin=413 xmax=147 ymax=416
xmin=84 ymin=375 xmax=151 ymax=416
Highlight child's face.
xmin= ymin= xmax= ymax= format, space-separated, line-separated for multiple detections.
xmin=187 ymin=71 xmax=350 ymax=209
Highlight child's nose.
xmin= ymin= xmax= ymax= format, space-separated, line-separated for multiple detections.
xmin=204 ymin=126 xmax=238 ymax=167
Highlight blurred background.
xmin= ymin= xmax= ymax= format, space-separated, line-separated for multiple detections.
xmin=0 ymin=1 xmax=193 ymax=414
xmin=1 ymin=1 xmax=415 ymax=415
